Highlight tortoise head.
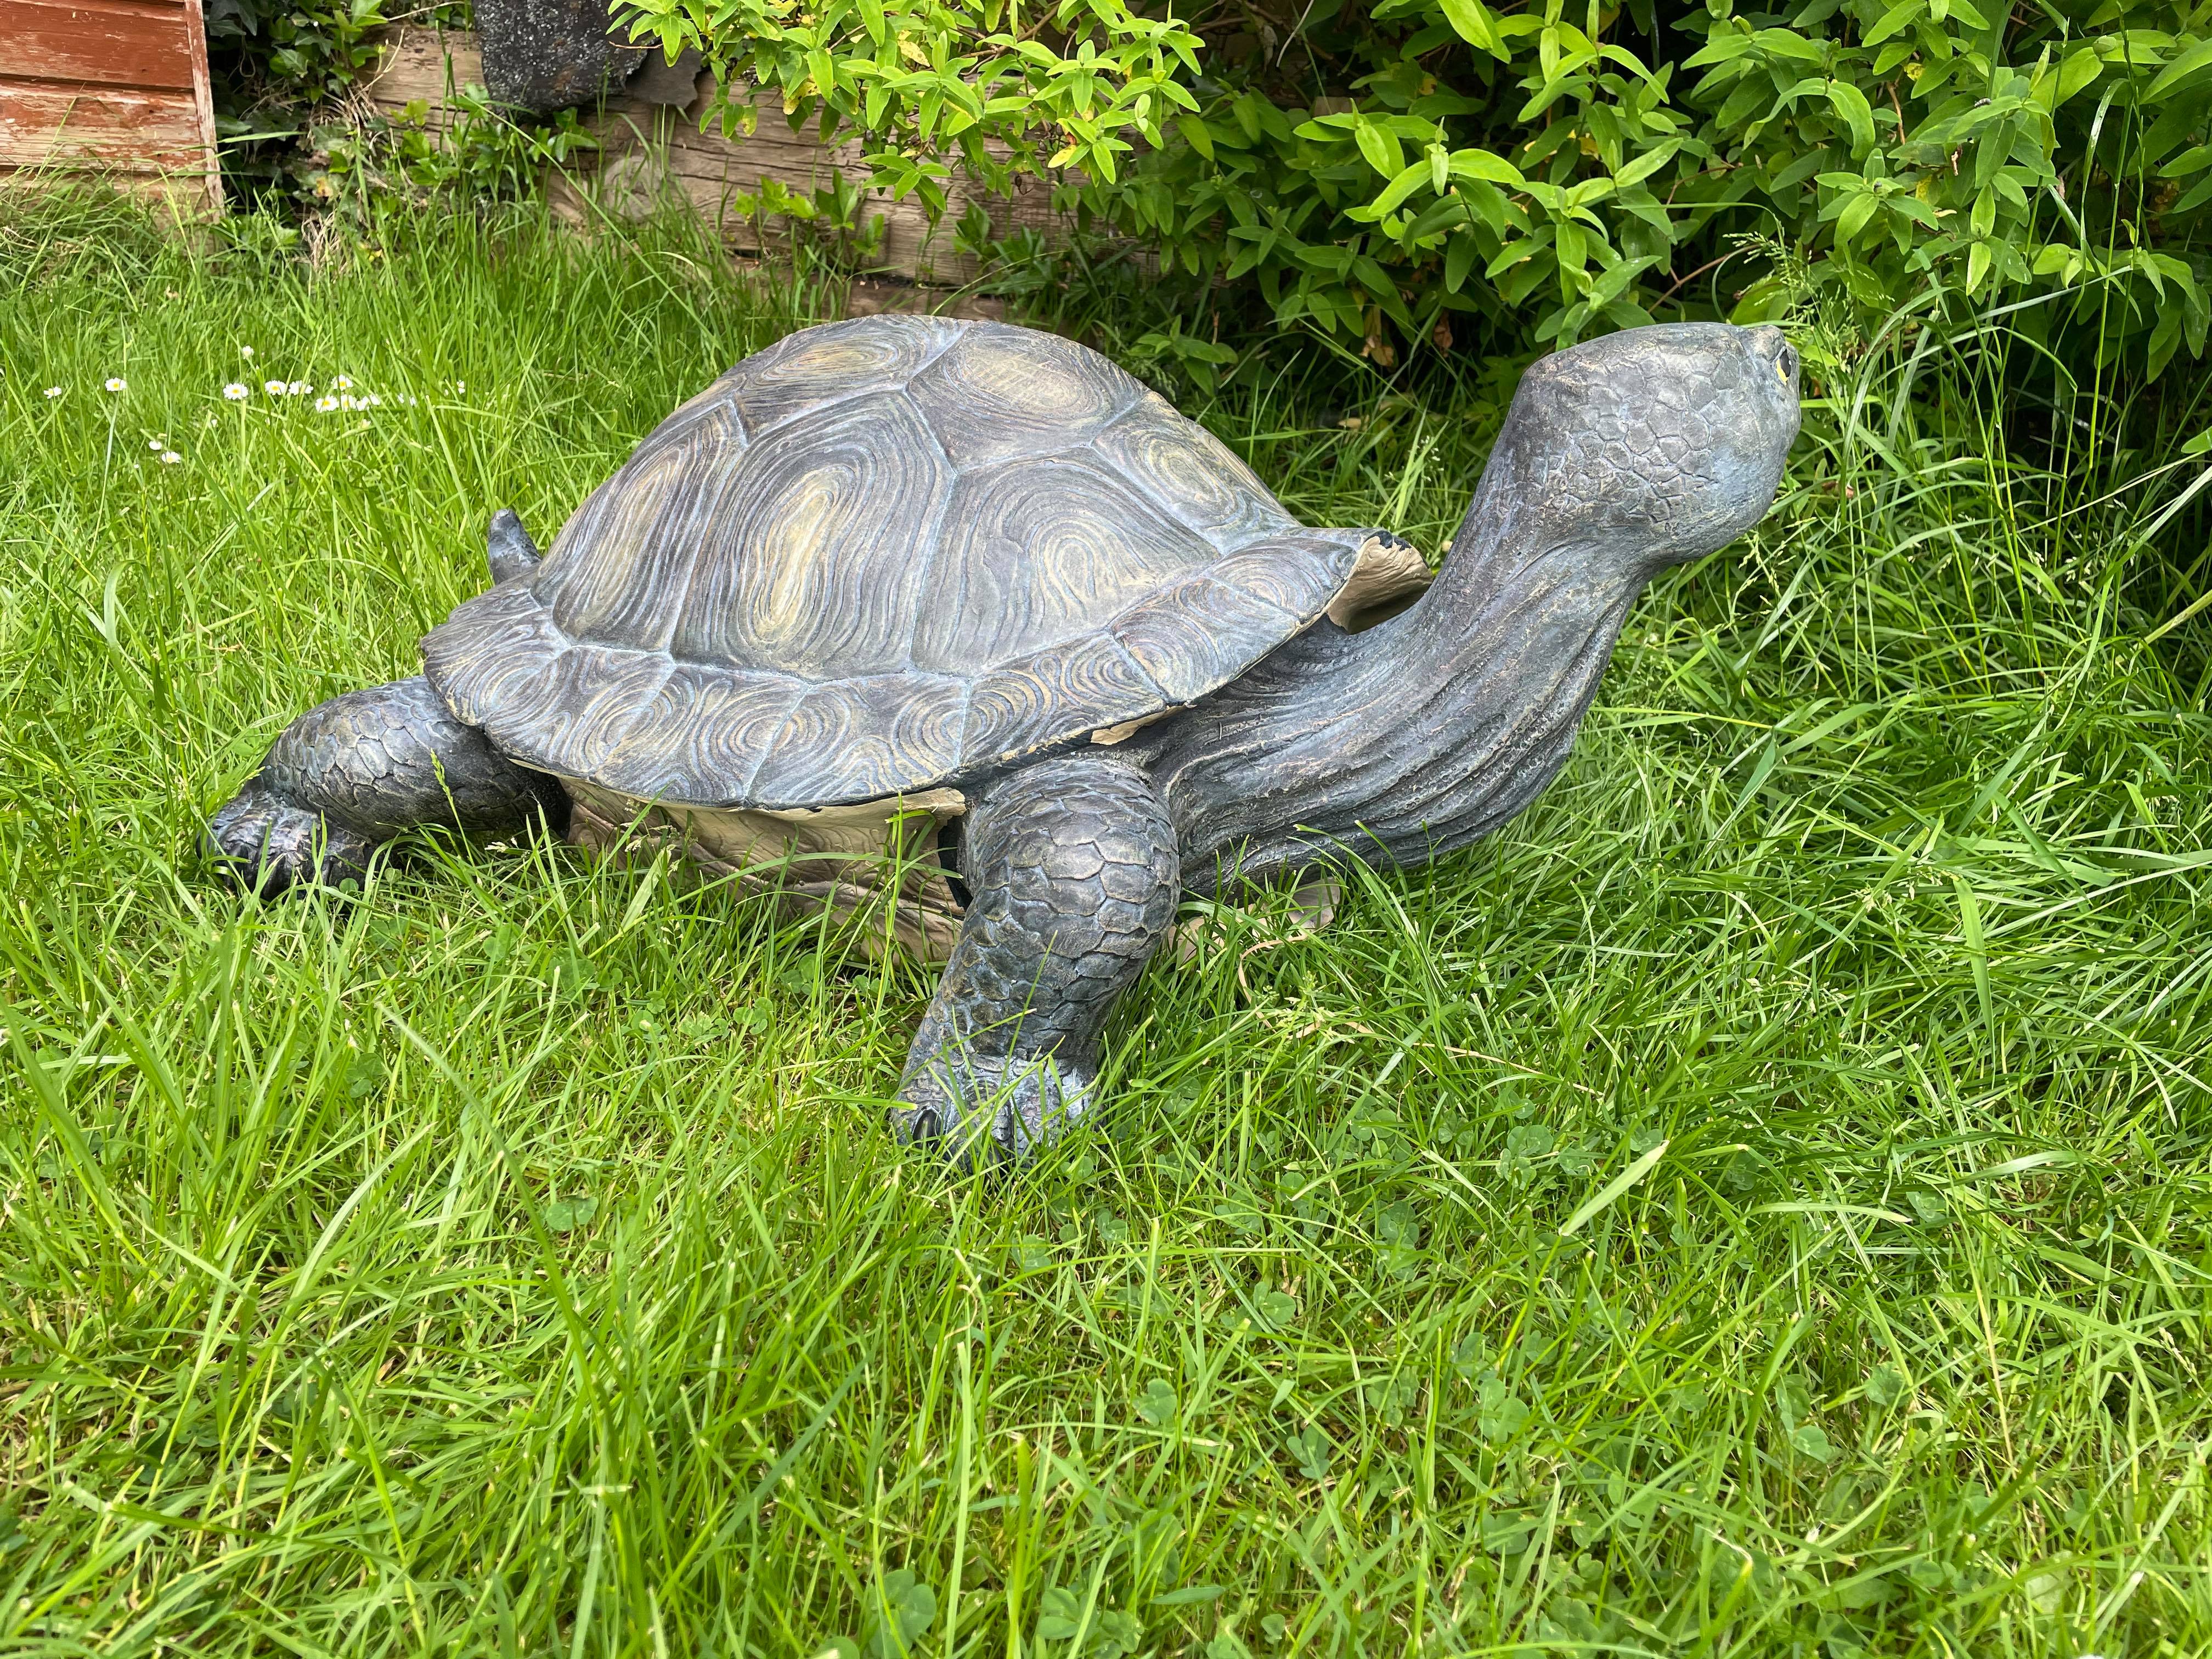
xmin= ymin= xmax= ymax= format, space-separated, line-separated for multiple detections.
xmin=1482 ymin=321 xmax=1800 ymax=575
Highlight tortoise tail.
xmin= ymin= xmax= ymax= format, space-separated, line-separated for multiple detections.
xmin=487 ymin=509 xmax=542 ymax=586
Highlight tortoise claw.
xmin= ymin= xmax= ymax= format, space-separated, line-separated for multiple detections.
xmin=206 ymin=780 xmax=377 ymax=898
xmin=890 ymin=1056 xmax=1093 ymax=1168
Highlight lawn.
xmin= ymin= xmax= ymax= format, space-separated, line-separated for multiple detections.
xmin=2 ymin=195 xmax=2209 ymax=1658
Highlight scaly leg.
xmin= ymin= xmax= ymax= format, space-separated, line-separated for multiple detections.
xmin=207 ymin=676 xmax=566 ymax=895
xmin=890 ymin=754 xmax=1180 ymax=1165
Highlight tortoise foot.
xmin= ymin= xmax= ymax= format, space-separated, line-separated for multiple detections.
xmin=889 ymin=1054 xmax=1095 ymax=1168
xmin=206 ymin=779 xmax=377 ymax=898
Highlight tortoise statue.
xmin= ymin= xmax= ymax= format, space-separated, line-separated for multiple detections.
xmin=209 ymin=317 xmax=1799 ymax=1161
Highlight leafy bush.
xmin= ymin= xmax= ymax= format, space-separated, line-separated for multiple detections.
xmin=617 ymin=0 xmax=2211 ymax=375
xmin=204 ymin=0 xmax=603 ymax=219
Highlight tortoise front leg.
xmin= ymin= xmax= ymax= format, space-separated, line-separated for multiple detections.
xmin=207 ymin=676 xmax=566 ymax=896
xmin=891 ymin=754 xmax=1180 ymax=1165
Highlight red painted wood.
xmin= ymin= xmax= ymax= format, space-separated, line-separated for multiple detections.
xmin=0 ymin=0 xmax=219 ymax=210
xmin=0 ymin=1 xmax=198 ymax=93
xmin=0 ymin=85 xmax=207 ymax=168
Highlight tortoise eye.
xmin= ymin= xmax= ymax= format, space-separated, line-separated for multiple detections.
xmin=1776 ymin=344 xmax=1798 ymax=382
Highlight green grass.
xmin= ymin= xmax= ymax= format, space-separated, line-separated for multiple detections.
xmin=2 ymin=191 xmax=2210 ymax=1658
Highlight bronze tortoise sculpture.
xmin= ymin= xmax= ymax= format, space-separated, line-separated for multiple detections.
xmin=210 ymin=317 xmax=1800 ymax=1161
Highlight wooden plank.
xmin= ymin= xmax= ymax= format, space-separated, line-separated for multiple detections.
xmin=363 ymin=26 xmax=1062 ymax=286
xmin=0 ymin=0 xmax=219 ymax=214
xmin=0 ymin=83 xmax=207 ymax=169
xmin=359 ymin=24 xmax=482 ymax=123
xmin=177 ymin=0 xmax=218 ymax=211
xmin=0 ymin=0 xmax=200 ymax=92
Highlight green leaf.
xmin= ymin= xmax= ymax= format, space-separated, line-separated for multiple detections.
xmin=1835 ymin=190 xmax=1879 ymax=245
xmin=1477 ymin=1378 xmax=1532 ymax=1441
xmin=1827 ymin=80 xmax=1874 ymax=155
xmin=1153 ymin=1584 xmax=1225 ymax=1606
xmin=1285 ymin=1424 xmax=1331 ymax=1480
xmin=1558 ymin=1137 xmax=1668 ymax=1236
xmin=1364 ymin=160 xmax=1437 ymax=217
xmin=543 ymin=1195 xmax=597 ymax=1233
xmin=2147 ymin=37 xmax=2212 ymax=99
xmin=1615 ymin=139 xmax=1680 ymax=188
xmin=1176 ymin=116 xmax=1213 ymax=161
xmin=1133 ymin=1377 xmax=1179 ymax=1426
xmin=1791 ymin=1421 xmax=1837 ymax=1462
xmin=1353 ymin=117 xmax=1406 ymax=178
xmin=866 ymin=1569 xmax=936 ymax=1659
xmin=2053 ymin=44 xmax=2103 ymax=104
xmin=1863 ymin=0 xmax=1923 ymax=46
xmin=1437 ymin=0 xmax=1499 ymax=52
xmin=1448 ymin=148 xmax=1525 ymax=187
xmin=1035 ymin=1588 xmax=1087 ymax=1642
xmin=1444 ymin=231 xmax=1479 ymax=292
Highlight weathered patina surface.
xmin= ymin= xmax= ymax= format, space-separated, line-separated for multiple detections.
xmin=208 ymin=317 xmax=1799 ymax=1165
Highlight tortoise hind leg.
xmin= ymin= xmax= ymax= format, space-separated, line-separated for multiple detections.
xmin=208 ymin=676 xmax=565 ymax=896
xmin=891 ymin=754 xmax=1180 ymax=1165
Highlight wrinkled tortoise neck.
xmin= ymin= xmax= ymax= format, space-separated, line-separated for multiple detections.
xmin=1132 ymin=438 xmax=1666 ymax=893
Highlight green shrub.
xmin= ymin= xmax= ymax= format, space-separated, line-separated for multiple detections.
xmin=618 ymin=0 xmax=2211 ymax=375
xmin=204 ymin=0 xmax=605 ymax=219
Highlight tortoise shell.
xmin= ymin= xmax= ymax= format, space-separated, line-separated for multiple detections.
xmin=422 ymin=316 xmax=1387 ymax=810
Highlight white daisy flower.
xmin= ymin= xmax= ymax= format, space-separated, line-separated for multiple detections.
xmin=104 ymin=377 xmax=127 ymax=393
xmin=332 ymin=375 xmax=354 ymax=391
xmin=148 ymin=438 xmax=164 ymax=451
xmin=159 ymin=450 xmax=182 ymax=465
xmin=365 ymin=393 xmax=383 ymax=407
xmin=264 ymin=380 xmax=285 ymax=396
xmin=44 ymin=386 xmax=63 ymax=399
xmin=240 ymin=345 xmax=255 ymax=358
xmin=287 ymin=381 xmax=312 ymax=397
xmin=223 ymin=382 xmax=250 ymax=400
xmin=315 ymin=395 xmax=340 ymax=412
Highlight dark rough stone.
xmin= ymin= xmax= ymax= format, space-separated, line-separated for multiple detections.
xmin=475 ymin=0 xmax=646 ymax=115
xmin=625 ymin=46 xmax=704 ymax=106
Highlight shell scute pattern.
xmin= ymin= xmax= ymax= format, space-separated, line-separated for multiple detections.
xmin=912 ymin=455 xmax=1214 ymax=671
xmin=539 ymin=401 xmax=747 ymax=651
xmin=756 ymin=673 xmax=969 ymax=803
xmin=1112 ymin=574 xmax=1306 ymax=704
xmin=1088 ymin=394 xmax=1300 ymax=550
xmin=729 ymin=314 xmax=964 ymax=437
xmin=427 ymin=582 xmax=569 ymax=730
xmin=954 ymin=631 xmax=1162 ymax=767
xmin=592 ymin=669 xmax=803 ymax=803
xmin=667 ymin=391 xmax=952 ymax=678
xmin=421 ymin=317 xmax=1375 ymax=809
xmin=905 ymin=325 xmax=1144 ymax=470
xmin=1205 ymin=533 xmax=1367 ymax=615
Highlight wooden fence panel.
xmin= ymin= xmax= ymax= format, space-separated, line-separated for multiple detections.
xmin=362 ymin=26 xmax=1059 ymax=295
xmin=0 ymin=0 xmax=221 ymax=212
